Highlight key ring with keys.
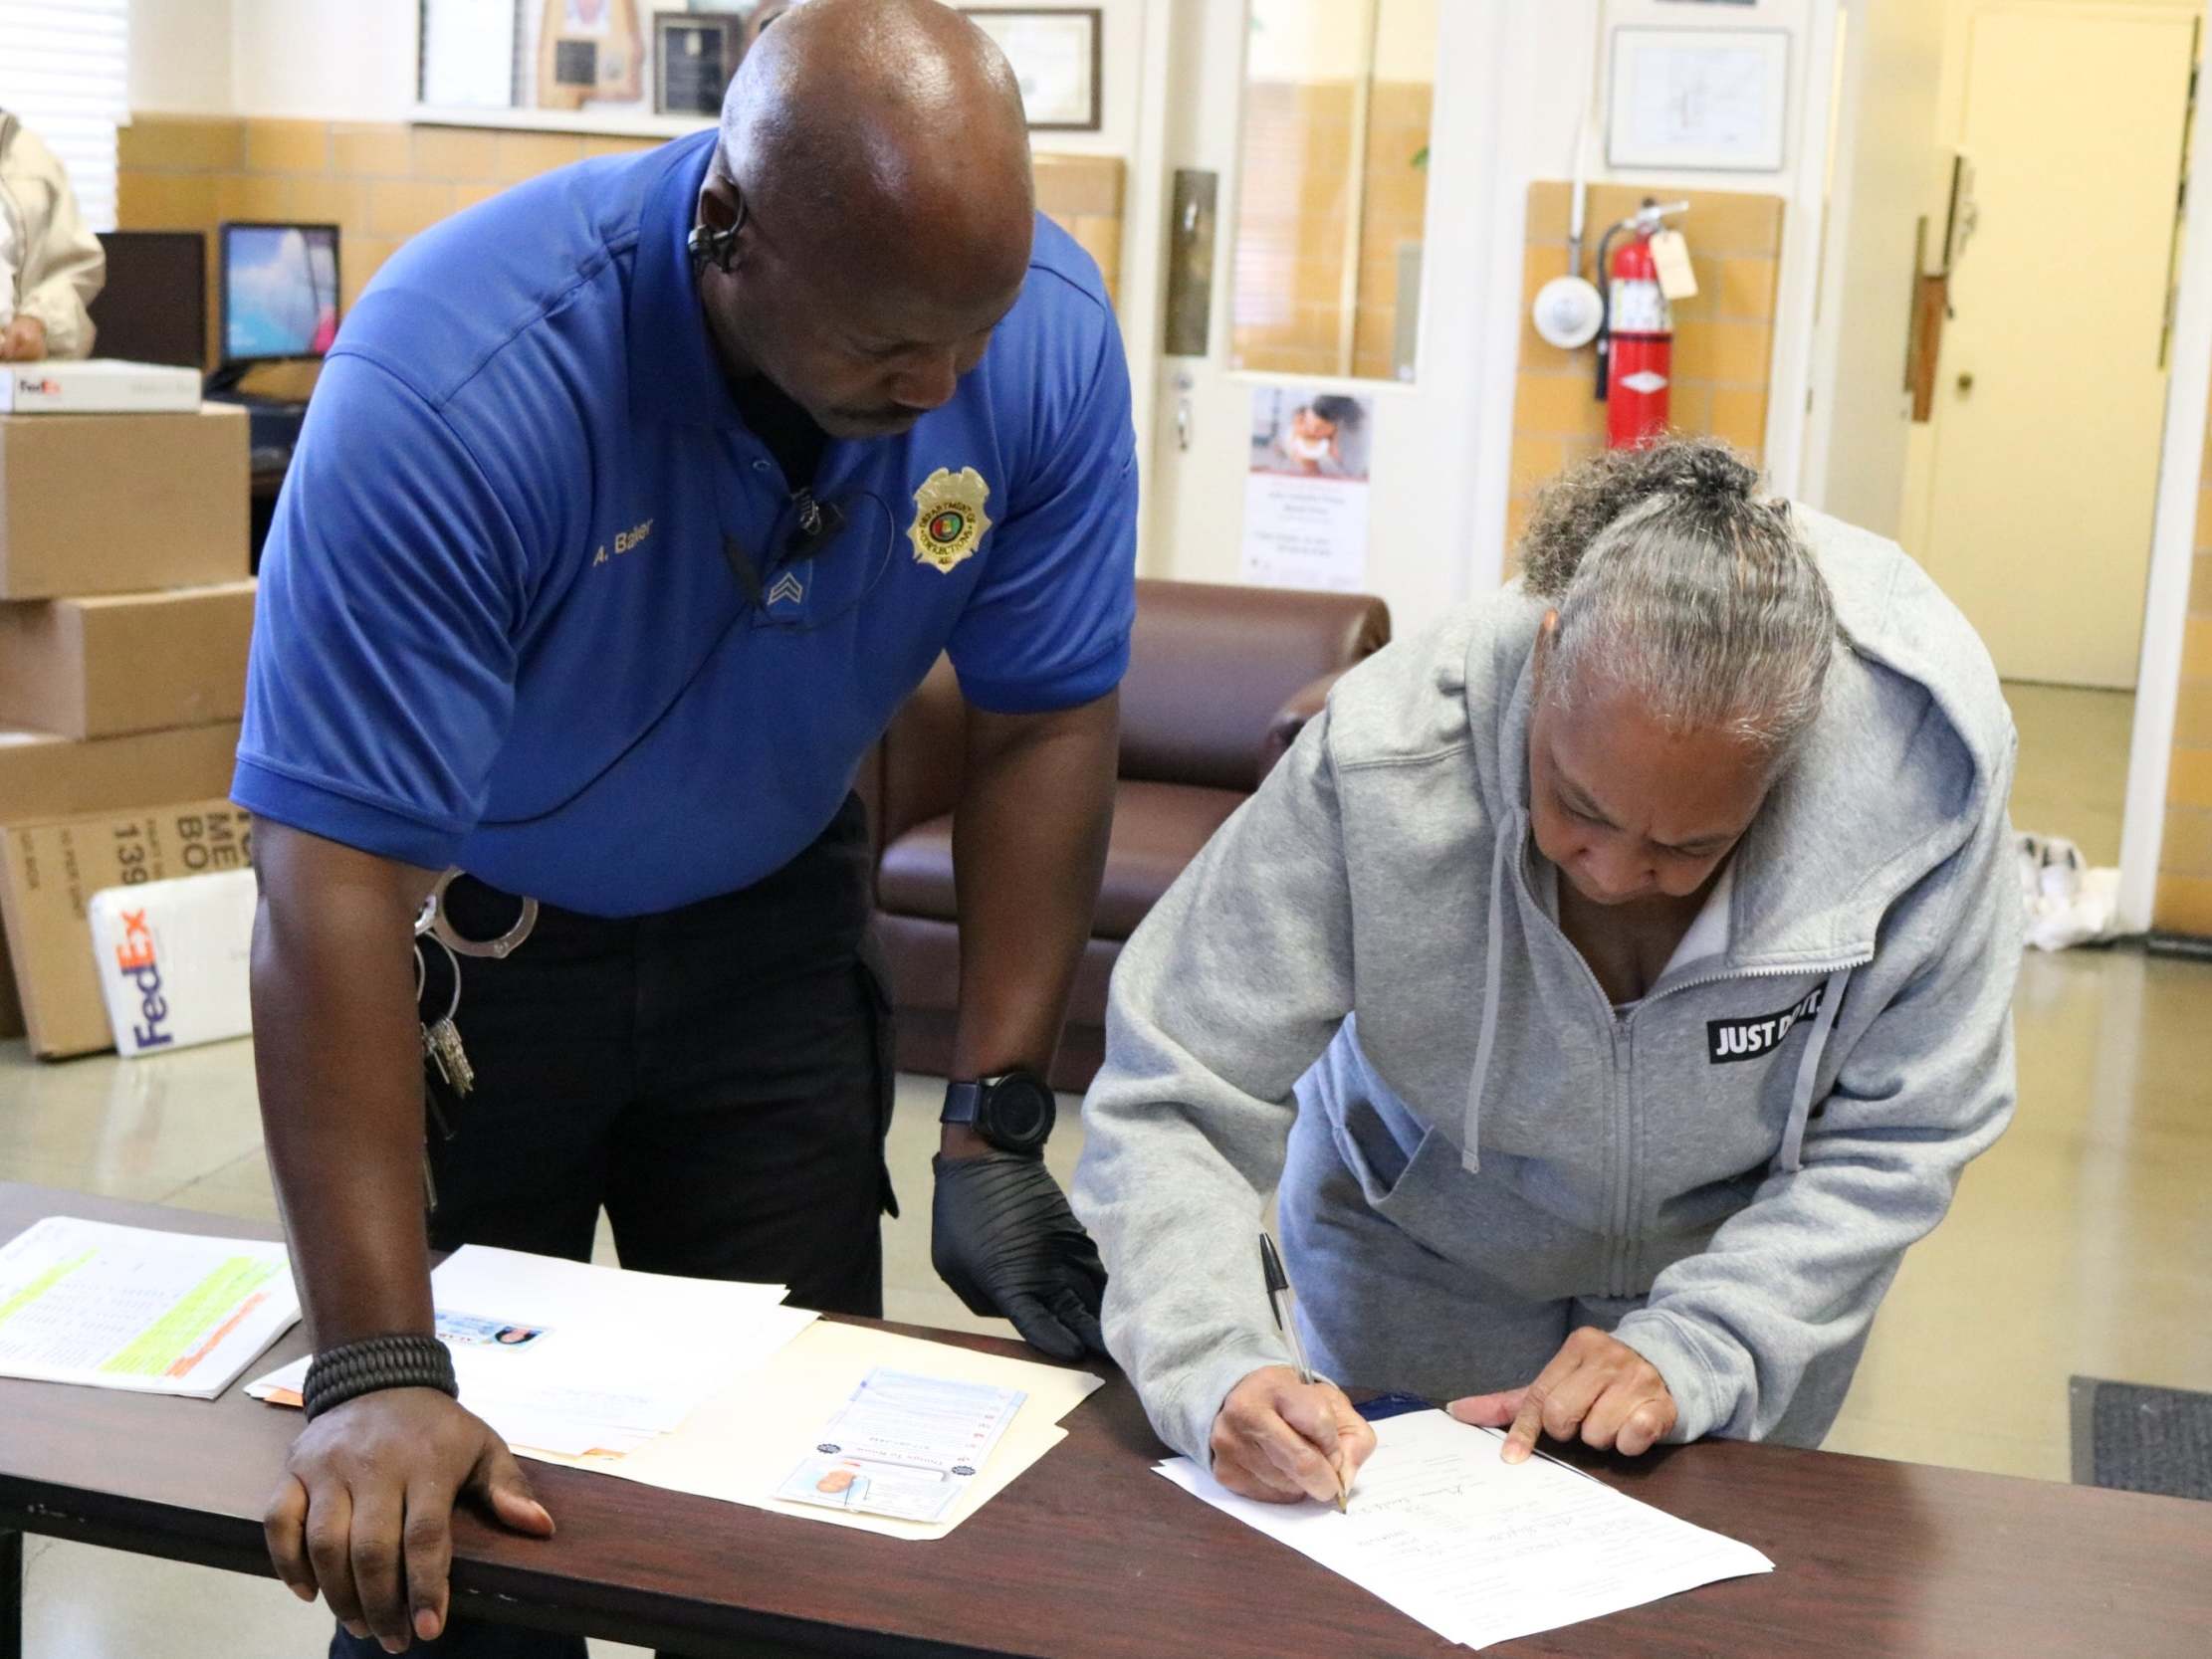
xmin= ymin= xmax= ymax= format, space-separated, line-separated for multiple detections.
xmin=414 ymin=868 xmax=539 ymax=959
xmin=413 ymin=933 xmax=462 ymax=1031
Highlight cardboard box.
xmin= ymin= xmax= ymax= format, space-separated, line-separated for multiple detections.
xmin=0 ymin=800 xmax=254 ymax=1057
xmin=0 ymin=722 xmax=243 ymax=825
xmin=0 ymin=359 xmax=204 ymax=415
xmin=0 ymin=404 xmax=249 ymax=599
xmin=90 ymin=867 xmax=256 ymax=1056
xmin=0 ymin=721 xmax=243 ymax=1042
xmin=0 ymin=580 xmax=256 ymax=739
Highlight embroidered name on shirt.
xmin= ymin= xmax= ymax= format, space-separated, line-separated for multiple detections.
xmin=1707 ymin=985 xmax=1827 ymax=1064
xmin=592 ymin=519 xmax=656 ymax=566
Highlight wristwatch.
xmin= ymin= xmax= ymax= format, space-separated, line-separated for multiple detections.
xmin=941 ymin=1069 xmax=1057 ymax=1155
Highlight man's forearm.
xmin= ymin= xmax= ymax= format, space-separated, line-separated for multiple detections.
xmin=251 ymin=825 xmax=442 ymax=1347
xmin=946 ymin=693 xmax=1118 ymax=1121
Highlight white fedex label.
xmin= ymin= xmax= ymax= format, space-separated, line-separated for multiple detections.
xmin=88 ymin=869 xmax=257 ymax=1056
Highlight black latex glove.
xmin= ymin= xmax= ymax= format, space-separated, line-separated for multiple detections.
xmin=932 ymin=1149 xmax=1109 ymax=1361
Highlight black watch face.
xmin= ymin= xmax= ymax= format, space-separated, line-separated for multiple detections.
xmin=984 ymin=1075 xmax=1055 ymax=1151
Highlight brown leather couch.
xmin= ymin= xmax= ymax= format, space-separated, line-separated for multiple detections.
xmin=864 ymin=578 xmax=1392 ymax=1094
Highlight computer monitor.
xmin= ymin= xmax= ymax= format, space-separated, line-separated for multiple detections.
xmin=88 ymin=231 xmax=208 ymax=368
xmin=218 ymin=221 xmax=340 ymax=367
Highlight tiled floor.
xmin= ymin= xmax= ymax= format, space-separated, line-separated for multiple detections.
xmin=2005 ymin=680 xmax=2134 ymax=868
xmin=5 ymin=936 xmax=2209 ymax=1651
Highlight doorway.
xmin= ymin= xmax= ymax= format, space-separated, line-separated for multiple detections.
xmin=1813 ymin=0 xmax=2202 ymax=867
xmin=1139 ymin=0 xmax=1495 ymax=620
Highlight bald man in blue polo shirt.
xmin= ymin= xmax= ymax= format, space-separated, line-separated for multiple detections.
xmin=238 ymin=3 xmax=1132 ymax=1652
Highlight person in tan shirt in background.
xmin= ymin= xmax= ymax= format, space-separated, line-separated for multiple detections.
xmin=0 ymin=108 xmax=105 ymax=361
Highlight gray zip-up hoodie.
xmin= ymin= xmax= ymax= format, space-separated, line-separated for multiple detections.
xmin=1071 ymin=509 xmax=2020 ymax=1467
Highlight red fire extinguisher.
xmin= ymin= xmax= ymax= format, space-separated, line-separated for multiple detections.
xmin=1596 ymin=200 xmax=1688 ymax=450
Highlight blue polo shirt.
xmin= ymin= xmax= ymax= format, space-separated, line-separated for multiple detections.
xmin=235 ymin=131 xmax=1137 ymax=916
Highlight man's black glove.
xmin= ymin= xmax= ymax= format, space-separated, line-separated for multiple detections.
xmin=932 ymin=1150 xmax=1108 ymax=1361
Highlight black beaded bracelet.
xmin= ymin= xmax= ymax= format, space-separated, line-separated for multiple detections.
xmin=302 ymin=1333 xmax=459 ymax=1421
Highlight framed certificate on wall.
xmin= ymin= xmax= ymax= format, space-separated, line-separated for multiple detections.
xmin=1607 ymin=27 xmax=1791 ymax=172
xmin=959 ymin=8 xmax=1102 ymax=132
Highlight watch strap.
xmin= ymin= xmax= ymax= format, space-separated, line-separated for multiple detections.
xmin=941 ymin=1079 xmax=986 ymax=1127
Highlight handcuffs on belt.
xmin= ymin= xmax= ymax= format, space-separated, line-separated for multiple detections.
xmin=410 ymin=869 xmax=540 ymax=1210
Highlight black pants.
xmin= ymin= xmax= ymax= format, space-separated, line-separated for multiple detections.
xmin=331 ymin=795 xmax=895 ymax=1659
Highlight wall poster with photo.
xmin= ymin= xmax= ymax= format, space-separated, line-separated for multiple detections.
xmin=1242 ymin=386 xmax=1375 ymax=593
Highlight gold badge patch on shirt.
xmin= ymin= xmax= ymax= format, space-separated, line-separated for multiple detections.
xmin=908 ymin=467 xmax=992 ymax=573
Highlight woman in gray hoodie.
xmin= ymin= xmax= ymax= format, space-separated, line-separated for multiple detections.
xmin=1071 ymin=438 xmax=2018 ymax=1505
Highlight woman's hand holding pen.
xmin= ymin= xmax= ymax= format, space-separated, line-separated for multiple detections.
xmin=1211 ymin=1366 xmax=1377 ymax=1506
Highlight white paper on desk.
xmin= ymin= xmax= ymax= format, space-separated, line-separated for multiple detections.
xmin=0 ymin=1217 xmax=298 ymax=1399
xmin=537 ymin=1321 xmax=1104 ymax=1541
xmin=247 ymin=1246 xmax=816 ymax=1455
xmin=1157 ymin=1409 xmax=1772 ymax=1651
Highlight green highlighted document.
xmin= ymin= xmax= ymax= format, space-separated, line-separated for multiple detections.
xmin=0 ymin=1216 xmax=298 ymax=1398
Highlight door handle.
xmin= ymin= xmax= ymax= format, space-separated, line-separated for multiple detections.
xmin=1956 ymin=371 xmax=1975 ymax=394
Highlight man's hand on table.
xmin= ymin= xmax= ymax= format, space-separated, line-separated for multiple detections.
xmin=1447 ymin=1326 xmax=1676 ymax=1462
xmin=264 ymin=1386 xmax=554 ymax=1652
xmin=1211 ymin=1365 xmax=1377 ymax=1506
xmin=931 ymin=1141 xmax=1109 ymax=1362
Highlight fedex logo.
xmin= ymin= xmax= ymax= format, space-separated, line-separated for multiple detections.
xmin=111 ymin=909 xmax=173 ymax=1050
xmin=16 ymin=376 xmax=60 ymax=396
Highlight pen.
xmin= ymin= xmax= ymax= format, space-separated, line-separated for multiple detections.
xmin=1259 ymin=1231 xmax=1350 ymax=1512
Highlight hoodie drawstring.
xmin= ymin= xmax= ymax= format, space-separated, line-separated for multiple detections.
xmin=1774 ymin=965 xmax=1853 ymax=1173
xmin=1461 ymin=821 xmax=1513 ymax=1174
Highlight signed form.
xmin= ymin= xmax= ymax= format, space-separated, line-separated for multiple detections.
xmin=1157 ymin=1408 xmax=1772 ymax=1650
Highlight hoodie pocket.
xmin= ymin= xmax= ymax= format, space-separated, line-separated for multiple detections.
xmin=1305 ymin=1024 xmax=1433 ymax=1206
xmin=1328 ymin=1092 xmax=1424 ymax=1204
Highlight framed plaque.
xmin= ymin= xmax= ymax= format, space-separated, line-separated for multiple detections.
xmin=538 ymin=0 xmax=644 ymax=110
xmin=655 ymin=13 xmax=738 ymax=116
xmin=959 ymin=8 xmax=1102 ymax=132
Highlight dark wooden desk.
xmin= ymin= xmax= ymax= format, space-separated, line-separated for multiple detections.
xmin=1 ymin=1181 xmax=2207 ymax=1658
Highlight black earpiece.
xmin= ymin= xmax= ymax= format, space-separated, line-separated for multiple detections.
xmin=688 ymin=221 xmax=740 ymax=277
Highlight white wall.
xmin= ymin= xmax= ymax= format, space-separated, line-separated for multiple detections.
xmin=226 ymin=0 xmax=415 ymax=120
xmin=1799 ymin=0 xmax=1945 ymax=539
xmin=136 ymin=0 xmax=1152 ymax=143
xmin=127 ymin=0 xmax=234 ymax=113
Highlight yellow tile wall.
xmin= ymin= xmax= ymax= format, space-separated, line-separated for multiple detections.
xmin=1507 ymin=181 xmax=1785 ymax=555
xmin=2152 ymin=409 xmax=2212 ymax=935
xmin=115 ymin=114 xmax=1125 ymax=380
xmin=1232 ymin=78 xmax=1432 ymax=382
xmin=1352 ymin=80 xmax=1432 ymax=382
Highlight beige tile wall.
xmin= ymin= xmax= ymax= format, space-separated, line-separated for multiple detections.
xmin=1354 ymin=79 xmax=1432 ymax=382
xmin=2152 ymin=414 xmax=2212 ymax=935
xmin=1231 ymin=78 xmax=1431 ymax=380
xmin=1509 ymin=181 xmax=1785 ymax=557
xmin=115 ymin=114 xmax=1126 ymax=380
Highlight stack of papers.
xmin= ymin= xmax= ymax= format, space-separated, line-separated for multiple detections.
xmin=538 ymin=1320 xmax=1105 ymax=1541
xmin=775 ymin=1367 xmax=1027 ymax=1524
xmin=1159 ymin=1408 xmax=1773 ymax=1651
xmin=249 ymin=1245 xmax=816 ymax=1459
xmin=0 ymin=1216 xmax=299 ymax=1399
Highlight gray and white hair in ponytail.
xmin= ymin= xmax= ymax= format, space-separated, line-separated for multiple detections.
xmin=1520 ymin=438 xmax=1838 ymax=764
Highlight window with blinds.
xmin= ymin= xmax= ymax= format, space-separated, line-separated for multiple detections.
xmin=0 ymin=0 xmax=130 ymax=234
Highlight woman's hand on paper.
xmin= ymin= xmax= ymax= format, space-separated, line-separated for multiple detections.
xmin=1211 ymin=1365 xmax=1377 ymax=1505
xmin=264 ymin=1387 xmax=555 ymax=1651
xmin=1447 ymin=1327 xmax=1676 ymax=1462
